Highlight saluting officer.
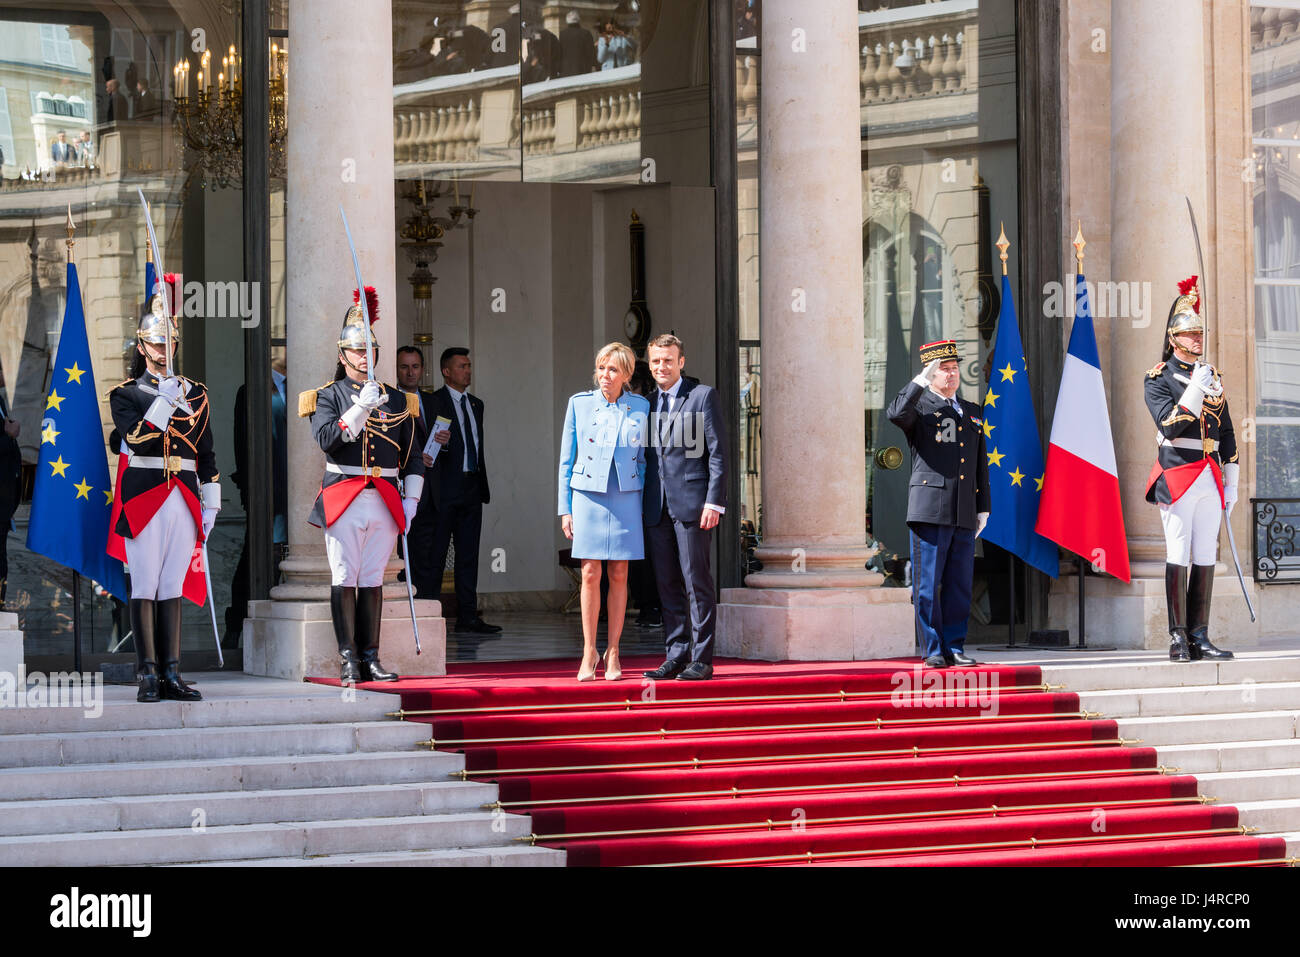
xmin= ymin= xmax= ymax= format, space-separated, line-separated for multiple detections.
xmin=1144 ymin=276 xmax=1237 ymax=661
xmin=300 ymin=288 xmax=424 ymax=683
xmin=887 ymin=340 xmax=990 ymax=668
xmin=109 ymin=295 xmax=220 ymax=702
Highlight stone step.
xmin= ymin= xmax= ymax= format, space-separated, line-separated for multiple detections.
xmin=0 ymin=720 xmax=431 ymax=768
xmin=1078 ymin=684 xmax=1300 ymax=719
xmin=172 ymin=844 xmax=566 ymax=867
xmin=1229 ymin=801 xmax=1300 ymax=839
xmin=1116 ymin=711 xmax=1299 ymax=747
xmin=1275 ymin=830 xmax=1300 ymax=859
xmin=0 ymin=686 xmax=398 ymax=735
xmin=1154 ymin=739 xmax=1300 ymax=774
xmin=0 ymin=812 xmax=532 ymax=866
xmin=1041 ymin=656 xmax=1300 ymax=693
xmin=0 ymin=781 xmax=498 ymax=837
xmin=0 ymin=749 xmax=463 ymax=801
xmin=1195 ymin=768 xmax=1300 ymax=804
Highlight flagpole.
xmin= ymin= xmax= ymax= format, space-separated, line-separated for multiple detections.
xmin=1073 ymin=222 xmax=1089 ymax=649
xmin=65 ymin=205 xmax=86 ymax=673
xmin=994 ymin=224 xmax=1019 ymax=648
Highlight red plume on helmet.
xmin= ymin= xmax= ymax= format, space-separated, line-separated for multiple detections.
xmin=353 ymin=286 xmax=380 ymax=323
xmin=1176 ymin=275 xmax=1200 ymax=314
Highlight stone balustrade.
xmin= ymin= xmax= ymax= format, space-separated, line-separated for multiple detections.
xmin=521 ymin=65 xmax=641 ymax=157
xmin=1252 ymin=5 xmax=1300 ymax=50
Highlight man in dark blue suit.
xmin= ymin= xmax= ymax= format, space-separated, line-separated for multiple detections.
xmin=426 ymin=347 xmax=500 ymax=634
xmin=0 ymin=369 xmax=21 ymax=611
xmin=887 ymin=339 xmax=990 ymax=668
xmin=642 ymin=334 xmax=728 ymax=681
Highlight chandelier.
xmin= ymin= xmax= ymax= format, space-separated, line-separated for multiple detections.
xmin=173 ymin=41 xmax=287 ymax=189
xmin=400 ymin=179 xmax=477 ymax=385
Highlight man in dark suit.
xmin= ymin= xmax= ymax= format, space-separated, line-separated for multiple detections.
xmin=396 ymin=346 xmax=442 ymax=599
xmin=642 ymin=334 xmax=727 ymax=681
xmin=0 ymin=368 xmax=21 ymax=610
xmin=558 ymin=10 xmax=596 ymax=76
xmin=426 ymin=347 xmax=500 ymax=633
xmin=51 ymin=130 xmax=76 ymax=164
xmin=886 ymin=339 xmax=990 ymax=669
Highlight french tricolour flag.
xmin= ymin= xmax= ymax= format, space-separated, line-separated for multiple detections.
xmin=1035 ymin=274 xmax=1131 ymax=583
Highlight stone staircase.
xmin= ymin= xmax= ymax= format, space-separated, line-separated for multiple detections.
xmin=983 ymin=647 xmax=1300 ymax=858
xmin=0 ymin=674 xmax=564 ymax=867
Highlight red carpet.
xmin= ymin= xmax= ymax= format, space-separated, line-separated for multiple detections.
xmin=311 ymin=656 xmax=1288 ymax=867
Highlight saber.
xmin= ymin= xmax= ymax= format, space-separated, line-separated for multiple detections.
xmin=338 ymin=205 xmax=374 ymax=382
xmin=137 ymin=189 xmax=173 ymax=378
xmin=201 ymin=543 xmax=225 ymax=667
xmin=398 ymin=478 xmax=422 ymax=655
xmin=1185 ymin=195 xmax=1255 ymax=621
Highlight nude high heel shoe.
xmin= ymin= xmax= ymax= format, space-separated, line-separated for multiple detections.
xmin=577 ymin=648 xmax=600 ymax=681
xmin=604 ymin=649 xmax=622 ymax=681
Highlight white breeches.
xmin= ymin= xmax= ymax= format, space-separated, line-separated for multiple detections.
xmin=324 ymin=489 xmax=399 ymax=587
xmin=125 ymin=486 xmax=197 ymax=600
xmin=1159 ymin=467 xmax=1222 ymax=566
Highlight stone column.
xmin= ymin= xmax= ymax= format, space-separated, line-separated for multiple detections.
xmin=1049 ymin=0 xmax=1256 ymax=648
xmin=717 ymin=0 xmax=912 ymax=661
xmin=244 ymin=0 xmax=444 ymax=679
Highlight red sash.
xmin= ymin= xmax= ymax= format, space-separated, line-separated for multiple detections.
xmin=108 ymin=469 xmax=208 ymax=606
xmin=1146 ymin=457 xmax=1224 ymax=507
xmin=318 ymin=476 xmax=404 ymax=529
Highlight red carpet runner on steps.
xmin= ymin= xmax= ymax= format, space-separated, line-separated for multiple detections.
xmin=311 ymin=657 xmax=1290 ymax=867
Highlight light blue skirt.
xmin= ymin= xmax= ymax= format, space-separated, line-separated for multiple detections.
xmin=571 ymin=487 xmax=644 ymax=560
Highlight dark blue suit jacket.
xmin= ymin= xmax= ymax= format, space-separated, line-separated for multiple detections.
xmin=643 ymin=377 xmax=727 ymax=525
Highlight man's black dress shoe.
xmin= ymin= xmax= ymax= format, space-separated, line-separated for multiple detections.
xmin=677 ymin=662 xmax=713 ymax=681
xmin=643 ymin=660 xmax=687 ymax=680
xmin=950 ymin=652 xmax=979 ymax=666
xmin=456 ymin=618 xmax=502 ymax=634
xmin=923 ymin=655 xmax=949 ymax=669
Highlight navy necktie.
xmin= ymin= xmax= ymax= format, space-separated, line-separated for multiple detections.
xmin=460 ymin=395 xmax=478 ymax=471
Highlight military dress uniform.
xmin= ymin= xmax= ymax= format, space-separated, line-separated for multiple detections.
xmin=109 ymin=305 xmax=220 ymax=702
xmin=300 ymin=288 xmax=424 ymax=682
xmin=886 ymin=340 xmax=990 ymax=666
xmin=1143 ymin=276 xmax=1237 ymax=661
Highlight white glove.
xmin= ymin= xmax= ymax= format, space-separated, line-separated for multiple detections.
xmin=143 ymin=395 xmax=174 ymax=430
xmin=201 ymin=508 xmax=218 ymax=539
xmin=339 ymin=401 xmax=370 ymax=440
xmin=358 ymin=381 xmax=384 ymax=410
xmin=158 ymin=376 xmax=185 ymax=404
xmin=1222 ymin=462 xmax=1239 ymax=516
xmin=403 ymin=496 xmax=419 ymax=533
xmin=912 ymin=358 xmax=941 ymax=388
xmin=1191 ymin=363 xmax=1222 ymax=396
xmin=976 ymin=511 xmax=989 ymax=538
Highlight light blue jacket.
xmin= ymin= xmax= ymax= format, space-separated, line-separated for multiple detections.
xmin=558 ymin=390 xmax=649 ymax=514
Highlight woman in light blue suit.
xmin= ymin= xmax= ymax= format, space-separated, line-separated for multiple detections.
xmin=559 ymin=342 xmax=649 ymax=681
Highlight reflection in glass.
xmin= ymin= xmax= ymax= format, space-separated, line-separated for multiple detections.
xmin=1252 ymin=6 xmax=1300 ymax=496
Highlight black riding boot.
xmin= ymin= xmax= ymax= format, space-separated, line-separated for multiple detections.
xmin=130 ymin=598 xmax=160 ymax=702
xmin=332 ymin=585 xmax=362 ymax=683
xmin=356 ymin=586 xmax=397 ymax=682
xmin=1188 ymin=563 xmax=1233 ymax=660
xmin=158 ymin=597 xmax=202 ymax=700
xmin=1166 ymin=563 xmax=1191 ymax=662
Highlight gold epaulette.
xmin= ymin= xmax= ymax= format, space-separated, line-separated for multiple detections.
xmin=298 ymin=380 xmax=336 ymax=417
xmin=406 ymin=391 xmax=420 ymax=417
xmin=1146 ymin=362 xmax=1166 ymax=379
xmin=104 ymin=377 xmax=135 ymax=400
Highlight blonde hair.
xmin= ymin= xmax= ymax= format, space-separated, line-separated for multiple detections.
xmin=592 ymin=342 xmax=636 ymax=392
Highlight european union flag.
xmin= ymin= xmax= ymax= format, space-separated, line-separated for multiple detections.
xmin=981 ymin=272 xmax=1059 ymax=578
xmin=26 ymin=262 xmax=129 ymax=600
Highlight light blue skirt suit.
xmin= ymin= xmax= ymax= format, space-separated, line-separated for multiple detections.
xmin=558 ymin=390 xmax=650 ymax=561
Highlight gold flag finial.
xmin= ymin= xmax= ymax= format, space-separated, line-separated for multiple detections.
xmin=65 ymin=204 xmax=75 ymax=262
xmin=1073 ymin=220 xmax=1086 ymax=273
xmin=145 ymin=199 xmax=153 ymax=263
xmin=996 ymin=222 xmax=1010 ymax=277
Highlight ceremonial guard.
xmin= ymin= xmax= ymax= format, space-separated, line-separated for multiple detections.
xmin=1144 ymin=277 xmax=1237 ymax=661
xmin=887 ymin=340 xmax=990 ymax=668
xmin=109 ymin=293 xmax=220 ymax=702
xmin=300 ymin=288 xmax=424 ymax=683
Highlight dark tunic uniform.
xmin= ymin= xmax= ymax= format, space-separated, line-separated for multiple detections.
xmin=109 ymin=372 xmax=217 ymax=539
xmin=887 ymin=380 xmax=991 ymax=528
xmin=301 ymin=377 xmax=424 ymax=529
xmin=1143 ymin=357 xmax=1238 ymax=505
xmin=887 ymin=379 xmax=991 ymax=662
